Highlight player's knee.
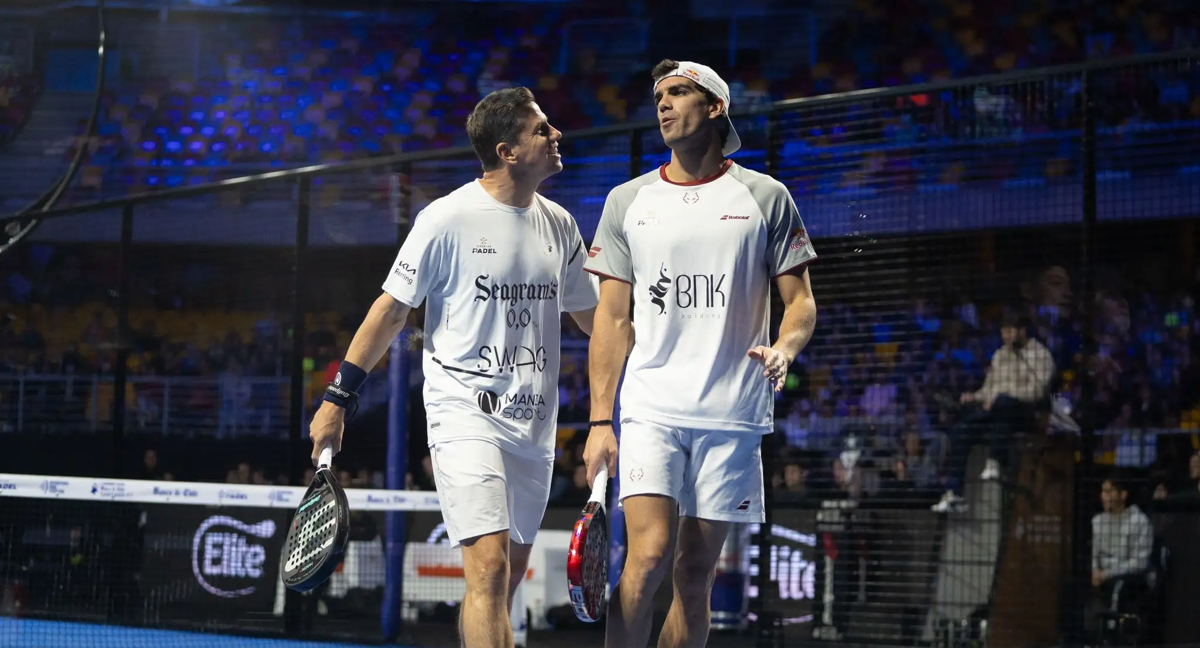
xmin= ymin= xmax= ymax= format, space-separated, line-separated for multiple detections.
xmin=625 ymin=536 xmax=672 ymax=585
xmin=673 ymin=547 xmax=719 ymax=605
xmin=461 ymin=538 xmax=510 ymax=600
xmin=508 ymin=557 xmax=529 ymax=593
xmin=673 ymin=565 xmax=716 ymax=611
xmin=466 ymin=560 xmax=509 ymax=600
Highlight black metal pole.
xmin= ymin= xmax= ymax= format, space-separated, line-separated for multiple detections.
xmin=289 ymin=176 xmax=311 ymax=477
xmin=754 ymin=113 xmax=782 ymax=648
xmin=111 ymin=203 xmax=133 ymax=479
xmin=630 ymin=128 xmax=643 ymax=180
xmin=1070 ymin=69 xmax=1099 ymax=647
xmin=284 ymin=176 xmax=310 ymax=638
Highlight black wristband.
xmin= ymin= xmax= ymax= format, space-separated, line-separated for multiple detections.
xmin=323 ymin=383 xmax=360 ymax=420
xmin=588 ymin=420 xmax=614 ymax=428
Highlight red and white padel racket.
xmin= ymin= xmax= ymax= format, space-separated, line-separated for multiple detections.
xmin=566 ymin=465 xmax=609 ymax=622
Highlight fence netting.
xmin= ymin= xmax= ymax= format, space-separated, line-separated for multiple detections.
xmin=1 ymin=53 xmax=1198 ymax=648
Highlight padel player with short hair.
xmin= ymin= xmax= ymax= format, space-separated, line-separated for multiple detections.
xmin=583 ymin=60 xmax=818 ymax=648
xmin=309 ymin=87 xmax=598 ymax=648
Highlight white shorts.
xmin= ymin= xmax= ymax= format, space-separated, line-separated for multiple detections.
xmin=428 ymin=439 xmax=552 ymax=548
xmin=618 ymin=419 xmax=765 ymax=523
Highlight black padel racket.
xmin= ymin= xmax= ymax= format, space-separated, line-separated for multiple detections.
xmin=567 ymin=465 xmax=609 ymax=622
xmin=280 ymin=446 xmax=350 ymax=593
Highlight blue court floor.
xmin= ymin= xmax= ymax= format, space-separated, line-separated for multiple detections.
xmin=0 ymin=618 xmax=412 ymax=648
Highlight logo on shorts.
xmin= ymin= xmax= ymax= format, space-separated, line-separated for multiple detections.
xmin=737 ymin=498 xmax=751 ymax=511
xmin=629 ymin=468 xmax=644 ymax=482
xmin=476 ymin=389 xmax=500 ymax=415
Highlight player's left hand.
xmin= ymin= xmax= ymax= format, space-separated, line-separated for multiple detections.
xmin=747 ymin=345 xmax=790 ymax=392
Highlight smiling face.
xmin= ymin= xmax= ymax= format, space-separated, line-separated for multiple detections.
xmin=466 ymin=87 xmax=561 ymax=181
xmin=653 ymin=76 xmax=724 ymax=153
xmin=506 ymin=102 xmax=563 ymax=181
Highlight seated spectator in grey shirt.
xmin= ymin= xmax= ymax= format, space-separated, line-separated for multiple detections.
xmin=1086 ymin=475 xmax=1154 ymax=641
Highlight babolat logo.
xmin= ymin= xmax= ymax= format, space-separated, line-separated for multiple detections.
xmin=192 ymin=515 xmax=277 ymax=598
xmin=720 ymin=214 xmax=750 ymax=220
xmin=219 ymin=490 xmax=249 ymax=502
xmin=153 ymin=486 xmax=200 ymax=498
xmin=473 ymin=275 xmax=558 ymax=304
xmin=41 ymin=480 xmax=68 ymax=495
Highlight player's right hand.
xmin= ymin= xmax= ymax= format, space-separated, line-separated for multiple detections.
xmin=309 ymin=402 xmax=346 ymax=466
xmin=583 ymin=424 xmax=618 ymax=485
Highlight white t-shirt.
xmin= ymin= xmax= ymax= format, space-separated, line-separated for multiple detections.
xmin=584 ymin=161 xmax=816 ymax=433
xmin=382 ymin=180 xmax=599 ymax=459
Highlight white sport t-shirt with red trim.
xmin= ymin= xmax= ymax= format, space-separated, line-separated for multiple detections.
xmin=584 ymin=160 xmax=816 ymax=433
xmin=382 ymin=179 xmax=599 ymax=460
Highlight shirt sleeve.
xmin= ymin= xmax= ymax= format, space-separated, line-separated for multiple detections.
xmin=763 ymin=182 xmax=817 ymax=276
xmin=561 ymin=220 xmax=600 ymax=313
xmin=583 ymin=187 xmax=634 ymax=283
xmin=381 ymin=208 xmax=446 ymax=308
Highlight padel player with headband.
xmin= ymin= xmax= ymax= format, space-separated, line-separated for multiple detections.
xmin=309 ymin=87 xmax=599 ymax=648
xmin=583 ymin=60 xmax=819 ymax=648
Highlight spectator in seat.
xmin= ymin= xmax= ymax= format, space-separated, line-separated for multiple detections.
xmin=773 ymin=451 xmax=810 ymax=504
xmin=895 ymin=429 xmax=939 ymax=490
xmin=933 ymin=312 xmax=1055 ymax=512
xmin=1086 ymin=475 xmax=1154 ymax=642
xmin=1154 ymin=449 xmax=1200 ymax=502
xmin=139 ymin=448 xmax=162 ymax=481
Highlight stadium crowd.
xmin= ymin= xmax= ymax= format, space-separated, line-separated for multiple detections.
xmin=0 ymin=1 xmax=1198 ymax=506
xmin=1 ymin=0 xmax=1185 ymax=199
xmin=4 ymin=244 xmax=1196 ymax=512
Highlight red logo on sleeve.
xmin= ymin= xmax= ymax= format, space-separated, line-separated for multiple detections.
xmin=788 ymin=227 xmax=809 ymax=250
xmin=588 ymin=246 xmax=602 ymax=258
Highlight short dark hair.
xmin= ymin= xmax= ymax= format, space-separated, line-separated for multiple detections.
xmin=1104 ymin=473 xmax=1131 ymax=494
xmin=466 ymin=87 xmax=537 ymax=172
xmin=1001 ymin=310 xmax=1033 ymax=333
xmin=650 ymin=58 xmax=730 ymax=149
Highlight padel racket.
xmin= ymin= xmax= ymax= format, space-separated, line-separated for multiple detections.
xmin=566 ymin=465 xmax=609 ymax=622
xmin=280 ymin=446 xmax=350 ymax=593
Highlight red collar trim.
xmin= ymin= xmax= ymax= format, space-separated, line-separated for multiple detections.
xmin=659 ymin=159 xmax=732 ymax=186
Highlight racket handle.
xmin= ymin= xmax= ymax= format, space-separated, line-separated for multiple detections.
xmin=589 ymin=465 xmax=608 ymax=505
xmin=318 ymin=446 xmax=333 ymax=469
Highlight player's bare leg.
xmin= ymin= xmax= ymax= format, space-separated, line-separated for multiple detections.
xmin=507 ymin=541 xmax=533 ymax=611
xmin=605 ymin=494 xmax=678 ymax=648
xmin=657 ymin=517 xmax=731 ymax=648
xmin=459 ymin=530 xmax=513 ymax=648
